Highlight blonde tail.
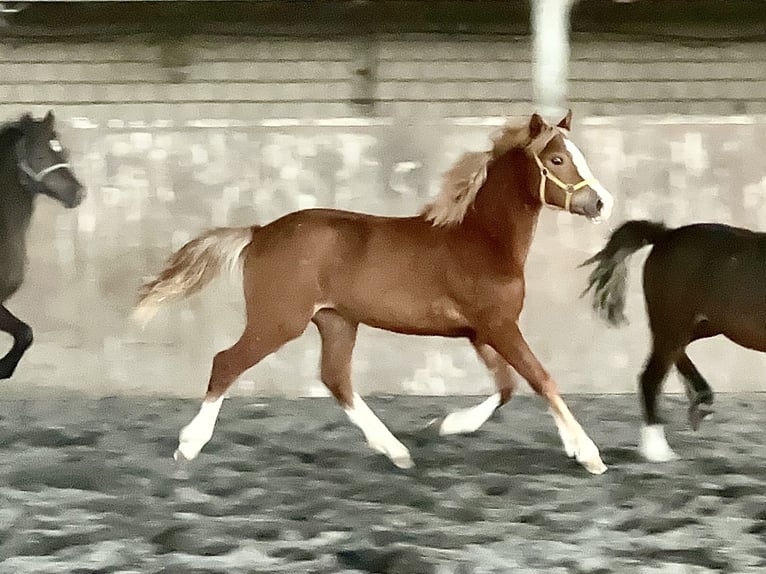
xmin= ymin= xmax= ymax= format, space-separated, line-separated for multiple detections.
xmin=133 ymin=226 xmax=255 ymax=327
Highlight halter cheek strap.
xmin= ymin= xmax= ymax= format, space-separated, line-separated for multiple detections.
xmin=19 ymin=160 xmax=72 ymax=182
xmin=533 ymin=154 xmax=596 ymax=213
xmin=16 ymin=139 xmax=72 ymax=187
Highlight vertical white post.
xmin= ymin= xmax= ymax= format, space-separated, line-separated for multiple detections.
xmin=532 ymin=0 xmax=576 ymax=120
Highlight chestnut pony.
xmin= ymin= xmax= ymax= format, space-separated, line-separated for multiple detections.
xmin=135 ymin=111 xmax=614 ymax=474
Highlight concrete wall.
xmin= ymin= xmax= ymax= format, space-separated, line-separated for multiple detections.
xmin=1 ymin=35 xmax=765 ymax=121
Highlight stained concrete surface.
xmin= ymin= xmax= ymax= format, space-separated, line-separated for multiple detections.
xmin=1 ymin=393 xmax=765 ymax=573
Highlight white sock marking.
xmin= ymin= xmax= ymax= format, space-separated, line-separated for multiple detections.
xmin=549 ymin=397 xmax=607 ymax=475
xmin=563 ymin=138 xmax=614 ymax=221
xmin=175 ymin=396 xmax=224 ymax=461
xmin=439 ymin=393 xmax=501 ymax=435
xmin=551 ymin=409 xmax=577 ymax=458
xmin=640 ymin=424 xmax=679 ymax=462
xmin=344 ymin=393 xmax=413 ymax=469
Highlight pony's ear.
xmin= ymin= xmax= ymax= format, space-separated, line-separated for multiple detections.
xmin=43 ymin=109 xmax=55 ymax=128
xmin=529 ymin=112 xmax=547 ymax=139
xmin=557 ymin=109 xmax=572 ymax=131
xmin=16 ymin=113 xmax=34 ymax=133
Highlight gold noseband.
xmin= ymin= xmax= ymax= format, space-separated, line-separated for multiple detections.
xmin=533 ymin=154 xmax=596 ymax=212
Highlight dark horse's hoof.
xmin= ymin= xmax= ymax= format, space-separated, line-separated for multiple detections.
xmin=688 ymin=403 xmax=714 ymax=431
xmin=0 ymin=358 xmax=19 ymax=379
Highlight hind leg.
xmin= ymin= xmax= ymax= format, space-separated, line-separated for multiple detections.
xmin=175 ymin=325 xmax=307 ymax=461
xmin=313 ymin=309 xmax=413 ymax=469
xmin=175 ymin=300 xmax=314 ymax=461
xmin=638 ymin=341 xmax=683 ymax=462
xmin=0 ymin=305 xmax=33 ymax=379
xmin=676 ymin=351 xmax=714 ymax=431
xmin=678 ymin=352 xmax=714 ymax=406
xmin=677 ymin=321 xmax=718 ymax=429
xmin=439 ymin=342 xmax=516 ymax=435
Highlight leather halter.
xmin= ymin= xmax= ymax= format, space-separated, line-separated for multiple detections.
xmin=16 ymin=139 xmax=72 ymax=188
xmin=533 ymin=153 xmax=597 ymax=213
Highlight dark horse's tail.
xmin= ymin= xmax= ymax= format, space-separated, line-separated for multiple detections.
xmin=133 ymin=226 xmax=257 ymax=327
xmin=580 ymin=220 xmax=669 ymax=326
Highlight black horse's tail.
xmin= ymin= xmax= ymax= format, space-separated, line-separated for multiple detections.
xmin=580 ymin=220 xmax=669 ymax=326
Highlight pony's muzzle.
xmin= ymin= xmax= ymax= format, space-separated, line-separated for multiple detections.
xmin=63 ymin=181 xmax=86 ymax=208
xmin=72 ymin=182 xmax=86 ymax=207
xmin=570 ymin=187 xmax=605 ymax=220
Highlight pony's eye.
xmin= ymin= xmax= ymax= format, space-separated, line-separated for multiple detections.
xmin=551 ymin=156 xmax=563 ymax=166
xmin=49 ymin=139 xmax=62 ymax=153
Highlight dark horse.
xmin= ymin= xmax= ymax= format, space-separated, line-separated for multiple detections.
xmin=0 ymin=111 xmax=85 ymax=378
xmin=135 ymin=111 xmax=614 ymax=474
xmin=582 ymin=219 xmax=766 ymax=461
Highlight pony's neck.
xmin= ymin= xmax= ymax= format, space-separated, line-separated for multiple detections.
xmin=463 ymin=148 xmax=541 ymax=269
xmin=0 ymin=131 xmax=35 ymax=233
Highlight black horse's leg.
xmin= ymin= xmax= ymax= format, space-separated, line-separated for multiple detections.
xmin=638 ymin=345 xmax=678 ymax=462
xmin=0 ymin=305 xmax=33 ymax=379
xmin=677 ymin=321 xmax=719 ymax=430
xmin=676 ymin=351 xmax=714 ymax=431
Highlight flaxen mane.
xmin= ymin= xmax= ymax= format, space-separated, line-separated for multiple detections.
xmin=421 ymin=118 xmax=556 ymax=227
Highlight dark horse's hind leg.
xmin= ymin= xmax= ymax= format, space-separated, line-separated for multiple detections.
xmin=0 ymin=305 xmax=33 ymax=379
xmin=676 ymin=352 xmax=714 ymax=431
xmin=675 ymin=321 xmax=718 ymax=430
xmin=639 ymin=342 xmax=682 ymax=461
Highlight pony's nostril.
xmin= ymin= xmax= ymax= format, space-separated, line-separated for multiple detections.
xmin=596 ymin=199 xmax=604 ymax=212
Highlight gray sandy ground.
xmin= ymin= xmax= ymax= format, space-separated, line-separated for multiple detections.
xmin=0 ymin=393 xmax=765 ymax=573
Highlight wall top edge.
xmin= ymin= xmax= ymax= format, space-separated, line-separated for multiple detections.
xmin=52 ymin=114 xmax=766 ymax=131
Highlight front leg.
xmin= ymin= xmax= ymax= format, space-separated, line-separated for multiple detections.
xmin=484 ymin=321 xmax=607 ymax=475
xmin=0 ymin=305 xmax=33 ymax=379
xmin=439 ymin=343 xmax=516 ymax=435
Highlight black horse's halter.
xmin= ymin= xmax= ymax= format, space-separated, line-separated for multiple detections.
xmin=533 ymin=153 xmax=597 ymax=213
xmin=16 ymin=138 xmax=72 ymax=190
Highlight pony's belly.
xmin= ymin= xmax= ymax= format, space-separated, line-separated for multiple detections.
xmin=716 ymin=316 xmax=766 ymax=353
xmin=331 ymin=295 xmax=473 ymax=338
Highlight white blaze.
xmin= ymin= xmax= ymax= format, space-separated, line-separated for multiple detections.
xmin=564 ymin=138 xmax=614 ymax=221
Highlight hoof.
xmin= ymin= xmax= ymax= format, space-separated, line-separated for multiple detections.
xmin=173 ymin=443 xmax=201 ymax=462
xmin=438 ymin=395 xmax=500 ymax=435
xmin=439 ymin=413 xmax=474 ymax=436
xmin=639 ymin=442 xmax=680 ymax=462
xmin=368 ymin=440 xmax=414 ymax=470
xmin=688 ymin=404 xmax=714 ymax=432
xmin=581 ymin=457 xmax=608 ymax=475
xmin=391 ymin=454 xmax=415 ymax=470
xmin=640 ymin=425 xmax=680 ymax=462
xmin=641 ymin=448 xmax=680 ymax=463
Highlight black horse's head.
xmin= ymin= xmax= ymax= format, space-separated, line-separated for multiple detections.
xmin=15 ymin=111 xmax=85 ymax=208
